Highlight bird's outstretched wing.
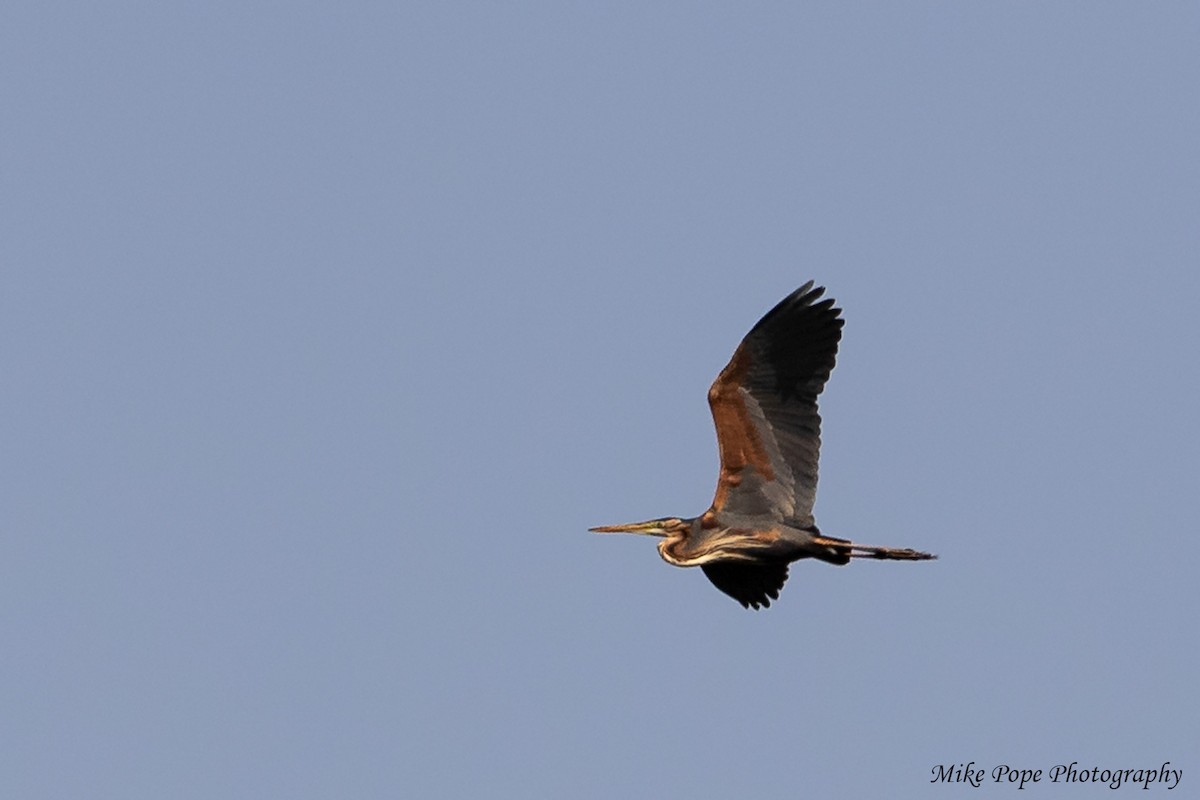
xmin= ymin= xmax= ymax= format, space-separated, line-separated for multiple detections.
xmin=704 ymin=282 xmax=843 ymax=526
xmin=701 ymin=562 xmax=789 ymax=609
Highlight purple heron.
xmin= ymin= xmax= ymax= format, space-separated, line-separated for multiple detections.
xmin=591 ymin=282 xmax=935 ymax=609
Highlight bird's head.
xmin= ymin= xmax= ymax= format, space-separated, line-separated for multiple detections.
xmin=589 ymin=517 xmax=690 ymax=540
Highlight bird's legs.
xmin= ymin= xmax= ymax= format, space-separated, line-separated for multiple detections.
xmin=811 ymin=536 xmax=936 ymax=561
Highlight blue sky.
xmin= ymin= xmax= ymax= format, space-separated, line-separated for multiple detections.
xmin=3 ymin=3 xmax=1197 ymax=798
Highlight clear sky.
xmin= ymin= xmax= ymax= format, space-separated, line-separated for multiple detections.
xmin=3 ymin=3 xmax=1197 ymax=798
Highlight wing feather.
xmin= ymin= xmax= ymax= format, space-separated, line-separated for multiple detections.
xmin=701 ymin=562 xmax=789 ymax=609
xmin=705 ymin=282 xmax=843 ymax=525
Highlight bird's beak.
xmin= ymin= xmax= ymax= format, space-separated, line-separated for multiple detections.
xmin=588 ymin=520 xmax=669 ymax=537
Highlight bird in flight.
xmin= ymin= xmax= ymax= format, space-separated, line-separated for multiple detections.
xmin=591 ymin=282 xmax=935 ymax=609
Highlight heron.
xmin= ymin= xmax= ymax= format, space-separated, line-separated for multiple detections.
xmin=591 ymin=281 xmax=935 ymax=609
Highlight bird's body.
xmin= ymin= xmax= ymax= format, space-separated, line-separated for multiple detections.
xmin=591 ymin=282 xmax=934 ymax=609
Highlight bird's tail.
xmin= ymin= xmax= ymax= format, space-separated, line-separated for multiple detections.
xmin=810 ymin=534 xmax=852 ymax=566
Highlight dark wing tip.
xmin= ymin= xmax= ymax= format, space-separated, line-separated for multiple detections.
xmin=742 ymin=282 xmax=845 ymax=402
xmin=701 ymin=562 xmax=789 ymax=610
xmin=748 ymin=282 xmax=839 ymax=336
